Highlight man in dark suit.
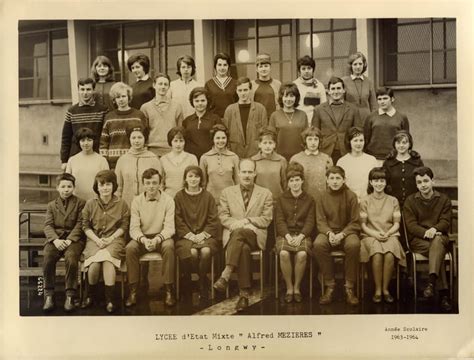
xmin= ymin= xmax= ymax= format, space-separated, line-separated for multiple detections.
xmin=312 ymin=77 xmax=362 ymax=164
xmin=213 ymin=159 xmax=273 ymax=311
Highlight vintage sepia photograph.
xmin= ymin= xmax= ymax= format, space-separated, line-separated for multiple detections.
xmin=3 ymin=0 xmax=473 ymax=358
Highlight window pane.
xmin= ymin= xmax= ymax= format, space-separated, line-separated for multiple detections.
xmin=230 ymin=19 xmax=256 ymax=39
xmin=333 ymin=30 xmax=356 ymax=57
xmin=124 ymin=23 xmax=155 ymax=48
xmin=433 ymin=50 xmax=456 ymax=83
xmin=19 ymin=33 xmax=47 ymax=57
xmin=52 ymin=30 xmax=68 ymax=55
xmin=52 ymin=55 xmax=70 ymax=77
xmin=312 ymin=19 xmax=331 ymax=32
xmin=92 ymin=26 xmax=120 ymax=52
xmin=332 ymin=58 xmax=347 ymax=78
xmin=385 ymin=53 xmax=430 ymax=84
xmin=258 ymin=36 xmax=291 ymax=61
xmin=397 ymin=23 xmax=431 ymax=52
xmin=19 ymin=58 xmax=35 ymax=78
xmin=314 ymin=59 xmax=333 ymax=85
xmin=333 ymin=19 xmax=356 ymax=30
xmin=232 ymin=64 xmax=255 ymax=79
xmin=20 ymin=78 xmax=47 ymax=99
xmin=281 ymin=61 xmax=292 ymax=82
xmin=52 ymin=75 xmax=71 ymax=98
xmin=258 ymin=19 xmax=291 ymax=37
xmin=298 ymin=19 xmax=311 ymax=34
xmin=433 ymin=20 xmax=456 ymax=50
xmin=232 ymin=39 xmax=256 ymax=64
xmin=397 ymin=18 xmax=428 ymax=24
xmin=167 ymin=20 xmax=193 ymax=45
xmin=313 ymin=32 xmax=332 ymax=58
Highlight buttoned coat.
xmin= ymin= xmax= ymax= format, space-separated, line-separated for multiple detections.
xmin=219 ymin=184 xmax=273 ymax=250
xmin=43 ymin=195 xmax=86 ymax=244
xmin=223 ymin=101 xmax=268 ymax=158
xmin=311 ymin=102 xmax=362 ymax=157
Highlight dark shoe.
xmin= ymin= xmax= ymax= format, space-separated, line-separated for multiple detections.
xmin=284 ymin=293 xmax=293 ymax=303
xmin=383 ymin=293 xmax=395 ymax=303
xmin=125 ymin=284 xmax=138 ymax=307
xmin=213 ymin=277 xmax=228 ymax=293
xmin=80 ymin=284 xmax=96 ymax=309
xmin=165 ymin=288 xmax=176 ymax=307
xmin=440 ymin=296 xmax=452 ymax=312
xmin=235 ymin=296 xmax=249 ymax=311
xmin=345 ymin=287 xmax=359 ymax=306
xmin=423 ymin=283 xmax=435 ymax=298
xmin=294 ymin=293 xmax=303 ymax=303
xmin=372 ymin=294 xmax=382 ymax=303
xmin=199 ymin=279 xmax=209 ymax=300
xmin=42 ymin=295 xmax=55 ymax=312
xmin=319 ymin=287 xmax=335 ymax=305
xmin=106 ymin=302 xmax=115 ymax=313
xmin=80 ymin=297 xmax=94 ymax=309
xmin=63 ymin=296 xmax=75 ymax=312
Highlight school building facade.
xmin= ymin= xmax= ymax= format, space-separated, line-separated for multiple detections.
xmin=19 ymin=18 xmax=457 ymax=196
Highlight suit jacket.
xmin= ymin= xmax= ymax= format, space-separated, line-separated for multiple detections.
xmin=342 ymin=75 xmax=377 ymax=121
xmin=219 ymin=184 xmax=273 ymax=250
xmin=311 ymin=102 xmax=362 ymax=157
xmin=223 ymin=102 xmax=268 ymax=158
xmin=43 ymin=195 xmax=86 ymax=244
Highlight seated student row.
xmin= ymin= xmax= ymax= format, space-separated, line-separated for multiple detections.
xmin=44 ymin=155 xmax=452 ymax=313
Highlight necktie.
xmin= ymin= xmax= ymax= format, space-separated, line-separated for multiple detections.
xmin=242 ymin=188 xmax=250 ymax=209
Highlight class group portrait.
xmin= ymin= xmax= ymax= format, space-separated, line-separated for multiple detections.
xmin=18 ymin=18 xmax=458 ymax=317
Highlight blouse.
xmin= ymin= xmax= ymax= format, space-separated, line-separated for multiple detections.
xmin=337 ymin=152 xmax=378 ymax=201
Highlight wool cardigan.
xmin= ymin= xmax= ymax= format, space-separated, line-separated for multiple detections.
xmin=274 ymin=190 xmax=315 ymax=237
xmin=223 ymin=101 xmax=268 ymax=158
xmin=44 ymin=195 xmax=86 ymax=244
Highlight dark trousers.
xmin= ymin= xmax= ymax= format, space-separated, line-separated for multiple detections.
xmin=125 ymin=239 xmax=175 ymax=285
xmin=410 ymin=235 xmax=449 ymax=290
xmin=43 ymin=241 xmax=84 ymax=296
xmin=313 ymin=233 xmax=360 ymax=285
xmin=225 ymin=228 xmax=258 ymax=289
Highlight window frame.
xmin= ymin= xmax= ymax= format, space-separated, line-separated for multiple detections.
xmin=377 ymin=18 xmax=456 ymax=89
xmin=19 ymin=25 xmax=72 ymax=105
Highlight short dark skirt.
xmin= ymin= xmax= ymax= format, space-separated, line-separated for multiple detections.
xmin=275 ymin=236 xmax=312 ymax=255
xmin=175 ymin=237 xmax=219 ymax=259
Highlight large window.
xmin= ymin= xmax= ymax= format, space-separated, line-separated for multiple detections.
xmin=19 ymin=21 xmax=71 ymax=101
xmin=297 ymin=19 xmax=357 ymax=85
xmin=90 ymin=20 xmax=195 ymax=84
xmin=380 ymin=18 xmax=456 ymax=86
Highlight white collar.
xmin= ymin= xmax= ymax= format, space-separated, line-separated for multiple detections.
xmin=350 ymin=74 xmax=365 ymax=80
xmin=378 ymin=107 xmax=396 ymax=117
xmin=304 ymin=149 xmax=319 ymax=156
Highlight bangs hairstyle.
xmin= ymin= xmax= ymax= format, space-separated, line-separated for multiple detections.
xmin=56 ymin=172 xmax=76 ymax=187
xmin=189 ymin=87 xmax=210 ymax=107
xmin=213 ymin=52 xmax=231 ymax=69
xmin=109 ymin=82 xmax=133 ymax=104
xmin=210 ymin=123 xmax=229 ymax=143
xmin=327 ymin=76 xmax=345 ymax=89
xmin=77 ymin=77 xmax=96 ymax=89
xmin=153 ymin=73 xmax=171 ymax=84
xmin=93 ymin=170 xmax=118 ymax=195
xmin=176 ymin=55 xmax=196 ymax=77
xmin=74 ymin=127 xmax=96 ymax=147
xmin=413 ymin=166 xmax=434 ymax=180
xmin=386 ymin=130 xmax=417 ymax=160
xmin=286 ymin=161 xmax=305 ymax=182
xmin=126 ymin=126 xmax=149 ymax=144
xmin=91 ymin=55 xmax=115 ymax=82
xmin=142 ymin=168 xmax=161 ymax=183
xmin=278 ymin=82 xmax=301 ymax=108
xmin=347 ymin=52 xmax=368 ymax=74
xmin=183 ymin=165 xmax=204 ymax=189
xmin=326 ymin=165 xmax=345 ymax=179
xmin=167 ymin=126 xmax=186 ymax=146
xmin=344 ymin=126 xmax=365 ymax=152
xmin=236 ymin=77 xmax=252 ymax=88
xmin=126 ymin=53 xmax=151 ymax=74
xmin=375 ymin=87 xmax=394 ymax=98
xmin=297 ymin=55 xmax=315 ymax=72
xmin=300 ymin=127 xmax=321 ymax=149
xmin=258 ymin=127 xmax=277 ymax=143
xmin=367 ymin=167 xmax=391 ymax=194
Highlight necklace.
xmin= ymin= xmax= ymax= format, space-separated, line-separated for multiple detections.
xmin=283 ymin=110 xmax=294 ymax=124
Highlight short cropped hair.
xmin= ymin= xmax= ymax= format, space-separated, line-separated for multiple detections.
xmin=77 ymin=77 xmax=96 ymax=89
xmin=153 ymin=73 xmax=171 ymax=84
xmin=176 ymin=55 xmax=196 ymax=77
xmin=213 ymin=52 xmax=232 ymax=69
xmin=258 ymin=127 xmax=277 ymax=143
xmin=167 ymin=126 xmax=186 ymax=146
xmin=347 ymin=52 xmax=368 ymax=74
xmin=236 ymin=77 xmax=252 ymax=88
xmin=56 ymin=173 xmax=76 ymax=187
xmin=183 ymin=165 xmax=204 ymax=189
xmin=344 ymin=126 xmax=365 ymax=152
xmin=367 ymin=167 xmax=391 ymax=194
xmin=91 ymin=55 xmax=115 ymax=82
xmin=126 ymin=125 xmax=149 ymax=144
xmin=109 ymin=82 xmax=133 ymax=104
xmin=74 ymin=127 xmax=96 ymax=147
xmin=189 ymin=87 xmax=210 ymax=108
xmin=210 ymin=123 xmax=229 ymax=143
xmin=93 ymin=170 xmax=118 ymax=195
xmin=297 ymin=55 xmax=315 ymax=72
xmin=238 ymin=158 xmax=256 ymax=172
xmin=127 ymin=54 xmax=151 ymax=74
xmin=376 ymin=87 xmax=394 ymax=98
xmin=326 ymin=166 xmax=345 ymax=178
xmin=286 ymin=161 xmax=305 ymax=182
xmin=300 ymin=127 xmax=322 ymax=149
xmin=413 ymin=166 xmax=434 ymax=180
xmin=327 ymin=76 xmax=345 ymax=89
xmin=278 ymin=82 xmax=301 ymax=108
xmin=142 ymin=168 xmax=161 ymax=183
